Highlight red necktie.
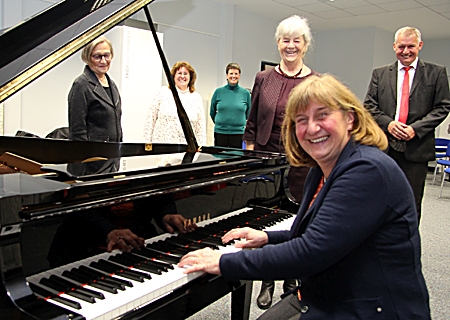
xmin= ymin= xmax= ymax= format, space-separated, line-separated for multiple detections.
xmin=399 ymin=66 xmax=411 ymax=124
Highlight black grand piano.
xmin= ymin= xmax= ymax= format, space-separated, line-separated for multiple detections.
xmin=0 ymin=1 xmax=296 ymax=319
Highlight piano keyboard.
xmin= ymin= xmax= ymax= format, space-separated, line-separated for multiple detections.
xmin=27 ymin=206 xmax=295 ymax=320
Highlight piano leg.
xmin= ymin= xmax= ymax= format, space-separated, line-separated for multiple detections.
xmin=231 ymin=280 xmax=252 ymax=320
xmin=185 ymin=275 xmax=252 ymax=320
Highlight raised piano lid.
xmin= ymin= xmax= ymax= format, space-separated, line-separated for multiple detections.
xmin=0 ymin=0 xmax=200 ymax=153
xmin=0 ymin=0 xmax=156 ymax=103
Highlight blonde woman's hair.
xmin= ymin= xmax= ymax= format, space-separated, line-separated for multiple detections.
xmin=282 ymin=74 xmax=388 ymax=167
xmin=170 ymin=61 xmax=197 ymax=93
xmin=81 ymin=35 xmax=113 ymax=65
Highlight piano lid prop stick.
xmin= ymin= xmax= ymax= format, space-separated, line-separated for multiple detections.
xmin=143 ymin=5 xmax=199 ymax=153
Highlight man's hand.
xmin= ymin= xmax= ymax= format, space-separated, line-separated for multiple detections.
xmin=388 ymin=121 xmax=416 ymax=141
xmin=178 ymin=247 xmax=222 ymax=274
xmin=106 ymin=229 xmax=145 ymax=252
xmin=162 ymin=214 xmax=197 ymax=234
xmin=403 ymin=125 xmax=416 ymax=141
xmin=222 ymin=227 xmax=268 ymax=249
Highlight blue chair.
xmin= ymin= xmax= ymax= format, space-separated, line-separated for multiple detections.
xmin=439 ymin=167 xmax=450 ymax=198
xmin=432 ymin=141 xmax=450 ymax=185
xmin=435 ymin=137 xmax=450 ymax=157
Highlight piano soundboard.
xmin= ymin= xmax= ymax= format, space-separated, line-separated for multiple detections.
xmin=26 ymin=206 xmax=295 ymax=320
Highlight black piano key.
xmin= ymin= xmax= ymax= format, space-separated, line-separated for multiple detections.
xmin=29 ymin=283 xmax=82 ymax=310
xmin=108 ymin=254 xmax=163 ymax=275
xmin=209 ymin=221 xmax=238 ymax=230
xmin=210 ymin=220 xmax=239 ymax=230
xmin=62 ymin=270 xmax=90 ymax=284
xmin=131 ymin=248 xmax=180 ymax=269
xmin=29 ymin=282 xmax=55 ymax=299
xmin=179 ymin=234 xmax=223 ymax=247
xmin=202 ymin=236 xmax=225 ymax=245
xmin=88 ymin=281 xmax=120 ymax=294
xmin=194 ymin=229 xmax=224 ymax=239
xmin=100 ymin=278 xmax=128 ymax=290
xmin=49 ymin=275 xmax=105 ymax=300
xmin=246 ymin=222 xmax=268 ymax=229
xmin=108 ymin=252 xmax=163 ymax=274
xmin=90 ymin=261 xmax=146 ymax=283
xmin=144 ymin=245 xmax=184 ymax=258
xmin=149 ymin=242 xmax=191 ymax=255
xmin=138 ymin=247 xmax=181 ymax=264
xmin=164 ymin=237 xmax=215 ymax=250
xmin=62 ymin=271 xmax=119 ymax=294
xmin=89 ymin=261 xmax=130 ymax=280
xmin=65 ymin=290 xmax=96 ymax=304
xmin=38 ymin=277 xmax=75 ymax=294
xmin=252 ymin=207 xmax=272 ymax=215
xmin=122 ymin=251 xmax=171 ymax=271
xmin=39 ymin=278 xmax=95 ymax=303
xmin=78 ymin=266 xmax=133 ymax=288
xmin=188 ymin=228 xmax=216 ymax=237
xmin=164 ymin=236 xmax=191 ymax=245
xmin=97 ymin=259 xmax=152 ymax=280
xmin=178 ymin=231 xmax=204 ymax=241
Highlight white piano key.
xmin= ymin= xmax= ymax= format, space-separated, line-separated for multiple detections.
xmin=26 ymin=207 xmax=295 ymax=319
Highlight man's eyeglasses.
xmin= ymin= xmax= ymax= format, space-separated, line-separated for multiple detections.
xmin=91 ymin=53 xmax=112 ymax=61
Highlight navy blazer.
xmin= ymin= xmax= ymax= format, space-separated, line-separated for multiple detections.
xmin=364 ymin=59 xmax=450 ymax=162
xmin=220 ymin=141 xmax=430 ymax=319
xmin=68 ymin=65 xmax=122 ymax=142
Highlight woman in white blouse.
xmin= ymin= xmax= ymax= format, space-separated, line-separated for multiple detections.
xmin=143 ymin=61 xmax=206 ymax=145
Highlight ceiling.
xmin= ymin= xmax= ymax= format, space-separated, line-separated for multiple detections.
xmin=218 ymin=0 xmax=450 ymax=40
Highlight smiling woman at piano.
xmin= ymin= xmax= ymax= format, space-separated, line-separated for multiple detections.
xmin=68 ymin=35 xmax=122 ymax=143
xmin=179 ymin=74 xmax=431 ymax=320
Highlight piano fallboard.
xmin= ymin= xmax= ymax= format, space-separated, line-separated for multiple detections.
xmin=1 ymin=154 xmax=292 ymax=319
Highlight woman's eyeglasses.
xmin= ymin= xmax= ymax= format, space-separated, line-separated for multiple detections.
xmin=91 ymin=53 xmax=112 ymax=61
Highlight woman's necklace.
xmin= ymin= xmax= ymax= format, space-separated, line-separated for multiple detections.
xmin=278 ymin=65 xmax=302 ymax=78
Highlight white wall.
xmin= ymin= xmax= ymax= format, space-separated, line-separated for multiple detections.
xmin=231 ymin=8 xmax=280 ymax=90
xmin=314 ymin=27 xmax=378 ymax=100
xmin=3 ymin=53 xmax=80 ymax=136
xmin=3 ymin=26 xmax=163 ymax=141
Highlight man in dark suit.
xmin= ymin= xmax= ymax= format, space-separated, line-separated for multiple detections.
xmin=364 ymin=26 xmax=450 ymax=222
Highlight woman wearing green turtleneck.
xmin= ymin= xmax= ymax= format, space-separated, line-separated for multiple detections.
xmin=210 ymin=63 xmax=251 ymax=148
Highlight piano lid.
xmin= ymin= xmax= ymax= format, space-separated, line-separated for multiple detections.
xmin=0 ymin=0 xmax=199 ymax=153
xmin=0 ymin=0 xmax=155 ymax=104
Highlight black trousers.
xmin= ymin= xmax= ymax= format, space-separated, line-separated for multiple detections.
xmin=388 ymin=149 xmax=428 ymax=223
xmin=214 ymin=133 xmax=243 ymax=149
